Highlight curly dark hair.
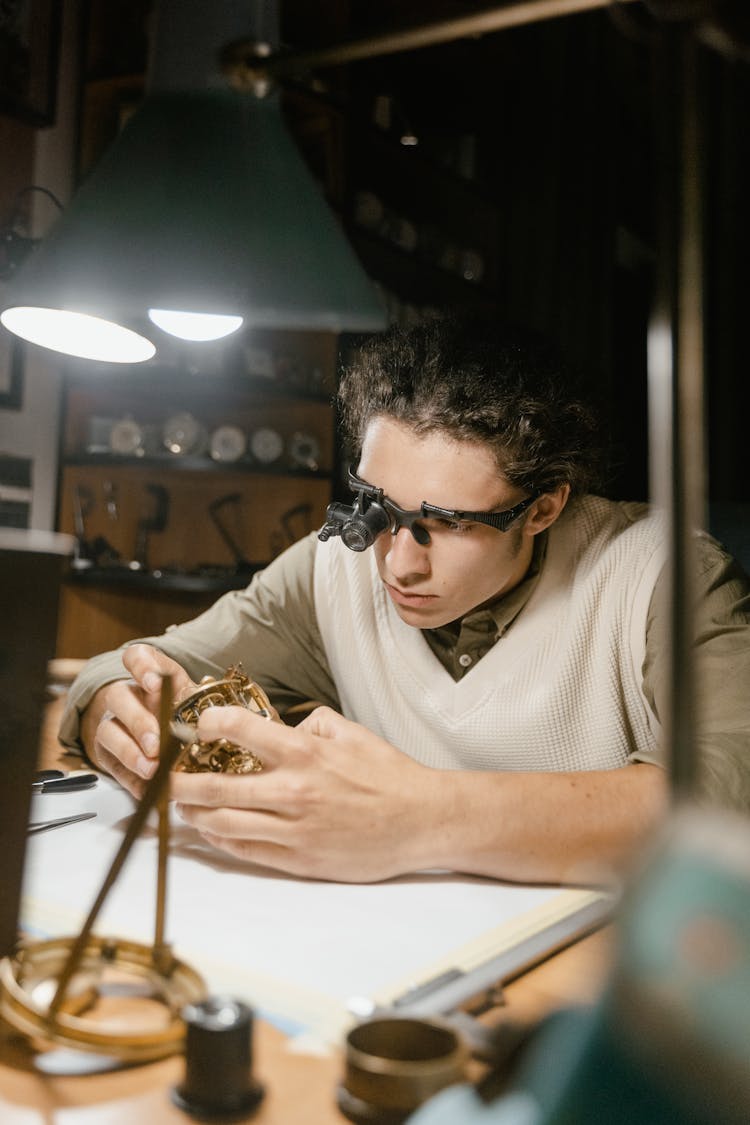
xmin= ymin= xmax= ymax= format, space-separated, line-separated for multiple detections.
xmin=337 ymin=313 xmax=605 ymax=498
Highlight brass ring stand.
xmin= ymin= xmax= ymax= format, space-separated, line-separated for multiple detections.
xmin=0 ymin=676 xmax=209 ymax=1062
xmin=0 ymin=935 xmax=206 ymax=1062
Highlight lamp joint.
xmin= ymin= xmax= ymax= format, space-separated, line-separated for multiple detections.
xmin=220 ymin=38 xmax=275 ymax=97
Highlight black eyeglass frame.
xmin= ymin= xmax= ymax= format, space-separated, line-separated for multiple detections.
xmin=347 ymin=468 xmax=540 ymax=537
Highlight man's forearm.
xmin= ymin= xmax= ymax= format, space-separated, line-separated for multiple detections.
xmin=428 ymin=762 xmax=668 ymax=885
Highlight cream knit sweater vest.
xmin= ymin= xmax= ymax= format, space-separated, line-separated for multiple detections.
xmin=313 ymin=496 xmax=665 ymax=772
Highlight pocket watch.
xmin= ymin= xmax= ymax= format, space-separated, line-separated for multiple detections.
xmin=172 ymin=666 xmax=271 ymax=774
xmin=109 ymin=415 xmax=144 ymax=456
xmin=209 ymin=424 xmax=247 ymax=463
xmin=288 ymin=431 xmax=320 ymax=471
xmin=249 ymin=426 xmax=284 ymax=465
xmin=163 ymin=412 xmax=207 ymax=456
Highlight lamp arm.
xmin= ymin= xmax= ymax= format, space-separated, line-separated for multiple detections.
xmin=220 ymin=0 xmax=640 ymax=93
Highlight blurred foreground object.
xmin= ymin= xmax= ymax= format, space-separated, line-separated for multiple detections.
xmin=0 ymin=530 xmax=74 ymax=957
xmin=408 ymin=806 xmax=750 ymax=1124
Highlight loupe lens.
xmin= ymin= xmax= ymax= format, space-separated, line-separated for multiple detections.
xmin=341 ymin=504 xmax=390 ymax=551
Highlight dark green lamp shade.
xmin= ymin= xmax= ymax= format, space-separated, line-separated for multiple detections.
xmin=6 ymin=90 xmax=386 ymax=340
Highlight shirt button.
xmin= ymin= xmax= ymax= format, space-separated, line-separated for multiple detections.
xmin=458 ymin=653 xmax=473 ymax=668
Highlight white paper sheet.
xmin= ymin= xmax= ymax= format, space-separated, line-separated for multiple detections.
xmin=21 ymin=776 xmax=607 ymax=1044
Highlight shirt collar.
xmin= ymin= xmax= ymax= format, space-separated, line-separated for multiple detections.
xmin=427 ymin=532 xmax=548 ymax=646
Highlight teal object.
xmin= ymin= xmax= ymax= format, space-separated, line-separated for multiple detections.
xmin=4 ymin=89 xmax=386 ymax=349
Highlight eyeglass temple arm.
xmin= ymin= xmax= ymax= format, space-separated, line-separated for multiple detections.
xmin=421 ymin=491 xmax=541 ymax=529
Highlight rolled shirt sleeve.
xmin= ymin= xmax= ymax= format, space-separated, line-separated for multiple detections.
xmin=59 ymin=533 xmax=339 ymax=752
xmin=639 ymin=534 xmax=750 ymax=807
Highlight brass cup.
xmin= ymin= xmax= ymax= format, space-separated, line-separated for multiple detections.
xmin=337 ymin=1016 xmax=468 ymax=1124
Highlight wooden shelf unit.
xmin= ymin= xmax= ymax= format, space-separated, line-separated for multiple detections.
xmin=55 ymin=330 xmax=339 ymax=657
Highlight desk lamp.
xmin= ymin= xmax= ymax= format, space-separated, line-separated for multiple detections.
xmin=0 ymin=0 xmax=386 ymax=364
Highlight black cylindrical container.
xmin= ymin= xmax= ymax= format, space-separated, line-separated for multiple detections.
xmin=171 ymin=996 xmax=264 ymax=1121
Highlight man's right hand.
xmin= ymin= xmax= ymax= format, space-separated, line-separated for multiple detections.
xmin=80 ymin=643 xmax=198 ymax=798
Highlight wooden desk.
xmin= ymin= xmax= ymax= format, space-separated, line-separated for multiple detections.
xmin=0 ymin=699 xmax=612 ymax=1124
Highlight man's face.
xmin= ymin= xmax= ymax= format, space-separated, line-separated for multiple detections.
xmin=356 ymin=417 xmax=538 ymax=628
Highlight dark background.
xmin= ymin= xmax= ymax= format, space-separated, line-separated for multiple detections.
xmin=282 ymin=1 xmax=749 ymax=505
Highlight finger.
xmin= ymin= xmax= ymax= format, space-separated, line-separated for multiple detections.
xmin=296 ymin=705 xmax=350 ymax=738
xmin=298 ymin=706 xmax=392 ymax=755
xmin=103 ymin=680 xmax=162 ymax=761
xmin=197 ymin=830 xmax=306 ymax=877
xmin=122 ymin=643 xmax=195 ymax=698
xmin=176 ymin=802 xmax=287 ymax=841
xmin=96 ymin=708 xmax=158 ymax=781
xmin=175 ymin=803 xmax=314 ymax=878
xmin=197 ymin=829 xmax=381 ymax=883
xmin=95 ymin=748 xmax=147 ymax=800
xmin=170 ymin=768 xmax=300 ymax=814
xmin=195 ymin=705 xmax=308 ymax=768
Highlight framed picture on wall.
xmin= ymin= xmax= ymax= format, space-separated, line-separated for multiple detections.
xmin=0 ymin=0 xmax=61 ymax=126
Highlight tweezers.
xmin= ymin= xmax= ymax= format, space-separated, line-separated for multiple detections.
xmin=32 ymin=773 xmax=98 ymax=794
xmin=28 ymin=812 xmax=97 ymax=835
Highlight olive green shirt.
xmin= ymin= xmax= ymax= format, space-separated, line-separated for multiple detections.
xmin=60 ymin=526 xmax=750 ymax=807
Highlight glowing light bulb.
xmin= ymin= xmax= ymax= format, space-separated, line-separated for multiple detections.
xmin=148 ymin=309 xmax=243 ymax=342
xmin=0 ymin=307 xmax=155 ymax=363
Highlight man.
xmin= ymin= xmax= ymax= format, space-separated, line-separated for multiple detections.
xmin=60 ymin=316 xmax=750 ymax=885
